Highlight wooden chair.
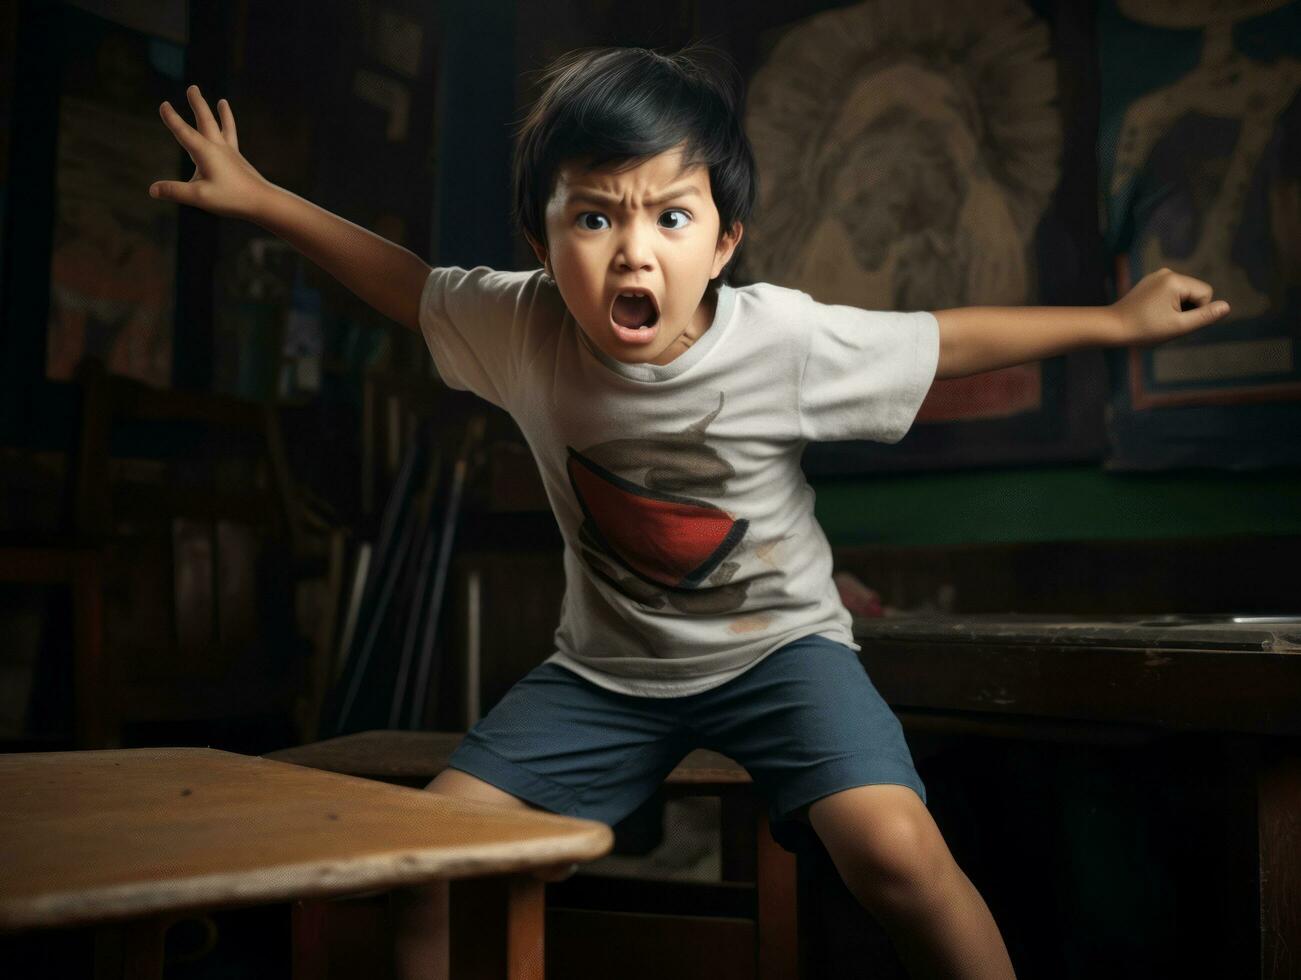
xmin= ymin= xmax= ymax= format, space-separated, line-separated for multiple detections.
xmin=63 ymin=358 xmax=317 ymax=748
xmin=266 ymin=729 xmax=801 ymax=980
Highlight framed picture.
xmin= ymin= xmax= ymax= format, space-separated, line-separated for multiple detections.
xmin=731 ymin=0 xmax=1110 ymax=475
xmin=1098 ymin=0 xmax=1301 ymax=470
xmin=1 ymin=2 xmax=187 ymax=447
xmin=44 ymin=91 xmax=178 ymax=388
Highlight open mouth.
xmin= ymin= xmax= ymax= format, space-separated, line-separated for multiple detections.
xmin=610 ymin=288 xmax=660 ymax=344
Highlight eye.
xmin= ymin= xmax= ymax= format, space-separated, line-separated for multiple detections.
xmin=577 ymin=212 xmax=609 ymax=231
xmin=659 ymin=208 xmax=692 ymax=230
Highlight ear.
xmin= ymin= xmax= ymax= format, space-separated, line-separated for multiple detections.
xmin=525 ymin=231 xmax=551 ymax=276
xmin=711 ymin=222 xmax=744 ymax=279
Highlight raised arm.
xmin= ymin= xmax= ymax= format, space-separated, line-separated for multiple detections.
xmin=150 ymin=84 xmax=430 ymax=333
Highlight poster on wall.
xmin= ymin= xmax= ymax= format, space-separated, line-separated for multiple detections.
xmin=1099 ymin=0 xmax=1301 ymax=470
xmin=38 ymin=9 xmax=185 ymax=389
xmin=45 ymin=92 xmax=179 ymax=387
xmin=737 ymin=0 xmax=1109 ymax=475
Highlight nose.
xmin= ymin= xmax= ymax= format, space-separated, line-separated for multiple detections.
xmin=613 ymin=219 xmax=655 ymax=272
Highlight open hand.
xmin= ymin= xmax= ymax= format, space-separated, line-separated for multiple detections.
xmin=1112 ymin=267 xmax=1232 ymax=346
xmin=149 ymin=85 xmax=271 ymax=221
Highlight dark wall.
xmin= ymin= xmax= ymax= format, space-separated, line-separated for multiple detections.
xmin=3 ymin=0 xmax=1296 ymax=543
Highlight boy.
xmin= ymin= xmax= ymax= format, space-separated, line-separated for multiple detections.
xmin=151 ymin=45 xmax=1228 ymax=980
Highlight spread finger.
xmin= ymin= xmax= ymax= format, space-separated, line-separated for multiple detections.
xmin=186 ymin=84 xmax=222 ymax=140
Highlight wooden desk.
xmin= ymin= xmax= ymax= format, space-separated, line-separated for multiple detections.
xmin=853 ymin=613 xmax=1301 ymax=980
xmin=0 ymin=747 xmax=612 ymax=978
xmin=268 ymin=730 xmax=799 ymax=980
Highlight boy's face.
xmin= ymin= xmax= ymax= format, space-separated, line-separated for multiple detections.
xmin=528 ymin=144 xmax=742 ymax=366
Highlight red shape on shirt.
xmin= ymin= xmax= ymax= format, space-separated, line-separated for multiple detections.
xmin=567 ymin=447 xmax=747 ymax=590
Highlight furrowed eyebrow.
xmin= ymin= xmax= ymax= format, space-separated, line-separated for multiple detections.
xmin=568 ymin=184 xmax=702 ymax=209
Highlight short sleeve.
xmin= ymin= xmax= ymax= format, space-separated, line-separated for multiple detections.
xmin=797 ymin=294 xmax=939 ymax=444
xmin=417 ymin=265 xmax=550 ymax=412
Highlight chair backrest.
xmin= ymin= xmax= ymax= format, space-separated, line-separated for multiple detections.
xmin=68 ymin=357 xmax=302 ymax=676
xmin=71 ymin=359 xmax=299 ymax=543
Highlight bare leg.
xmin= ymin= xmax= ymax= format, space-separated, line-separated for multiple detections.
xmin=865 ymin=861 xmax=1016 ymax=980
xmin=391 ymin=769 xmax=575 ymax=980
xmin=389 ymin=880 xmax=449 ymax=980
xmin=809 ymin=784 xmax=1016 ymax=979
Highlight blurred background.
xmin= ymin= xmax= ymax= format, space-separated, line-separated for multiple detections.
xmin=0 ymin=0 xmax=1299 ymax=977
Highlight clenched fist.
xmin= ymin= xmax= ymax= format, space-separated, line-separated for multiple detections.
xmin=1111 ymin=267 xmax=1232 ymax=346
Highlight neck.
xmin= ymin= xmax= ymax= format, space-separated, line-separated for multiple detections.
xmin=649 ymin=289 xmax=718 ymax=366
xmin=691 ymin=287 xmax=718 ymax=340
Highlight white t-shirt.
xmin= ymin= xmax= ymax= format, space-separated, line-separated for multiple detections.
xmin=419 ymin=266 xmax=939 ymax=697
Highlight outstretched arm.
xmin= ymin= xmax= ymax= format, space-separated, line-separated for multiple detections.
xmin=150 ymin=84 xmax=430 ymax=333
xmin=255 ymin=181 xmax=430 ymax=334
xmin=931 ymin=268 xmax=1232 ymax=380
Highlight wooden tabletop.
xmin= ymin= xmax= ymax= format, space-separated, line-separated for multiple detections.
xmin=266 ymin=729 xmax=755 ymax=786
xmin=0 ymin=747 xmax=612 ymax=932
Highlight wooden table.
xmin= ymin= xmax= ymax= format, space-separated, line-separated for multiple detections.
xmin=0 ymin=747 xmax=612 ymax=978
xmin=853 ymin=613 xmax=1301 ymax=980
xmin=268 ymin=730 xmax=800 ymax=980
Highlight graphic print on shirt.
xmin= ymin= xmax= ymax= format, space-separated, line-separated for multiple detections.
xmin=567 ymin=393 xmax=751 ymax=613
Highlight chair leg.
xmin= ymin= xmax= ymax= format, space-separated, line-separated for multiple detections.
xmin=756 ymin=809 xmax=800 ymax=980
xmin=73 ymin=554 xmax=110 ymax=749
xmin=720 ymin=793 xmax=757 ymax=882
xmin=504 ymin=875 xmax=545 ymax=980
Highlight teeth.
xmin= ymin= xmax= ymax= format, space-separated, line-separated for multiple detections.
xmin=613 ymin=289 xmax=657 ymax=332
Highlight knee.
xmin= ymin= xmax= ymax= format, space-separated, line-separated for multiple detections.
xmin=840 ymin=812 xmax=956 ymax=912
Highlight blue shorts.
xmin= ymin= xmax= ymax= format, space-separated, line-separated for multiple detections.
xmin=445 ymin=633 xmax=927 ymax=855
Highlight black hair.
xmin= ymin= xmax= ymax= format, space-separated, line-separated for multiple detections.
xmin=511 ymin=44 xmax=757 ymax=285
